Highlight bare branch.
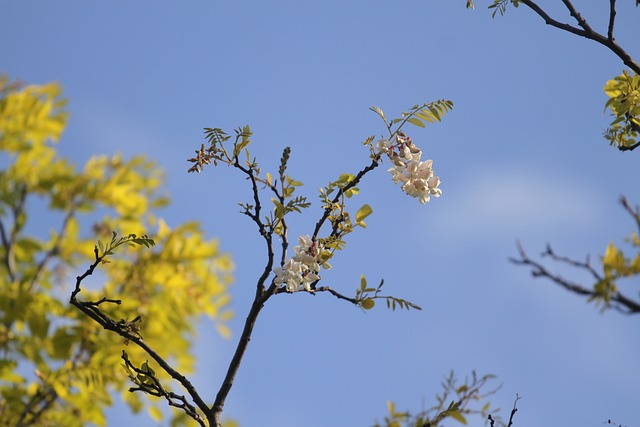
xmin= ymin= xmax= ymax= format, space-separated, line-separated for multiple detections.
xmin=211 ymin=284 xmax=276 ymax=424
xmin=309 ymin=285 xmax=359 ymax=304
xmin=560 ymin=0 xmax=595 ymax=34
xmin=607 ymin=0 xmax=617 ymax=41
xmin=518 ymin=0 xmax=640 ymax=75
xmin=619 ymin=195 xmax=640 ymax=236
xmin=510 ymin=241 xmax=640 ymax=315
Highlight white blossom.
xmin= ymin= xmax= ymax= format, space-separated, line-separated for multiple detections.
xmin=273 ymin=235 xmax=331 ymax=292
xmin=388 ymin=157 xmax=441 ymax=204
xmin=376 ymin=138 xmax=390 ymax=153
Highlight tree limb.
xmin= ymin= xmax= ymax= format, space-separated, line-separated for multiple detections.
xmin=518 ymin=0 xmax=640 ymax=74
xmin=510 ymin=241 xmax=640 ymax=315
xmin=70 ymin=248 xmax=213 ymax=424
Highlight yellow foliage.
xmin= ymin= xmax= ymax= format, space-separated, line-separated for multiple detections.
xmin=0 ymin=76 xmax=233 ymax=426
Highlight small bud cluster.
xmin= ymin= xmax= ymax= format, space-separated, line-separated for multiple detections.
xmin=274 ymin=235 xmax=332 ymax=292
xmin=377 ymin=132 xmax=442 ymax=204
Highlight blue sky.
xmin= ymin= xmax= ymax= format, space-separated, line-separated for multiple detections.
xmin=3 ymin=1 xmax=640 ymax=426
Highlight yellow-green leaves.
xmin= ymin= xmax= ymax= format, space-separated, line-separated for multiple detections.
xmin=0 ymin=75 xmax=67 ymax=151
xmin=603 ymin=71 xmax=640 ymax=149
xmin=372 ymin=371 xmax=502 ymax=427
xmin=0 ymin=77 xmax=234 ymax=427
xmin=355 ymin=275 xmax=422 ymax=312
xmin=355 ymin=204 xmax=373 ymax=227
xmin=388 ymin=100 xmax=454 ymax=131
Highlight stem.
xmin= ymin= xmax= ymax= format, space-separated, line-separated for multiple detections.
xmin=311 ymin=156 xmax=381 ymax=241
xmin=211 ymin=286 xmax=275 ymax=425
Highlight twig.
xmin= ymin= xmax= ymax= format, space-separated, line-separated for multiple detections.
xmin=308 ymin=285 xmax=359 ymax=304
xmin=517 ymin=0 xmax=640 ymax=75
xmin=510 ymin=241 xmax=640 ymax=314
xmin=311 ymin=156 xmax=381 ymax=241
xmin=70 ymin=248 xmax=214 ymax=425
xmin=607 ymin=0 xmax=616 ymax=41
xmin=507 ymin=394 xmax=521 ymax=427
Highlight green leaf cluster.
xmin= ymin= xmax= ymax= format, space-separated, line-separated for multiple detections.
xmin=355 ymin=275 xmax=422 ymax=312
xmin=372 ymin=371 xmax=504 ymax=427
xmin=603 ymin=71 xmax=640 ymax=150
xmin=316 ymin=173 xmax=373 ymax=256
xmin=594 ymin=235 xmax=640 ymax=309
xmin=371 ymin=100 xmax=454 ymax=136
xmin=483 ymin=0 xmax=521 ymax=18
xmin=0 ymin=77 xmax=233 ymax=426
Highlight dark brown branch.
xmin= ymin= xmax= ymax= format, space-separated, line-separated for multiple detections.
xmin=541 ymin=243 xmax=602 ymax=282
xmin=306 ymin=285 xmax=359 ymax=304
xmin=122 ymin=351 xmax=206 ymax=427
xmin=510 ymin=241 xmax=640 ymax=314
xmin=518 ymin=0 xmax=640 ymax=75
xmin=70 ymin=250 xmax=213 ymax=424
xmin=607 ymin=0 xmax=617 ymax=41
xmin=211 ymin=284 xmax=275 ymax=425
xmin=560 ymin=0 xmax=594 ymax=34
xmin=507 ymin=394 xmax=521 ymax=427
xmin=312 ymin=155 xmax=381 ymax=241
xmin=211 ymin=163 xmax=278 ymax=425
xmin=618 ymin=141 xmax=640 ymax=152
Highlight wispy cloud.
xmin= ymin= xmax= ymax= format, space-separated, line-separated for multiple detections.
xmin=432 ymin=168 xmax=602 ymax=239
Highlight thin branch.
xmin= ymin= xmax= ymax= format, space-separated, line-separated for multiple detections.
xmin=15 ymin=385 xmax=57 ymax=427
xmin=0 ymin=218 xmax=13 ymax=281
xmin=70 ymin=249 xmax=213 ymax=424
xmin=517 ymin=0 xmax=587 ymax=38
xmin=312 ymin=155 xmax=381 ymax=241
xmin=30 ymin=204 xmax=78 ymax=290
xmin=510 ymin=241 xmax=640 ymax=314
xmin=122 ymin=351 xmax=206 ymax=427
xmin=518 ymin=0 xmax=640 ymax=75
xmin=211 ymin=283 xmax=275 ymax=425
xmin=618 ymin=141 xmax=640 ymax=152
xmin=607 ymin=0 xmax=617 ymax=41
xmin=619 ymin=195 xmax=640 ymax=237
xmin=304 ymin=285 xmax=359 ymax=304
xmin=541 ymin=243 xmax=602 ymax=282
xmin=0 ymin=184 xmax=27 ymax=282
xmin=507 ymin=394 xmax=521 ymax=427
xmin=560 ymin=0 xmax=594 ymax=34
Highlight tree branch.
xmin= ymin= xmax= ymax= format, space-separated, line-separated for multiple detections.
xmin=510 ymin=241 xmax=640 ymax=315
xmin=607 ymin=0 xmax=617 ymax=41
xmin=70 ymin=249 xmax=213 ymax=424
xmin=312 ymin=155 xmax=381 ymax=241
xmin=211 ymin=283 xmax=275 ymax=425
xmin=518 ymin=0 xmax=640 ymax=75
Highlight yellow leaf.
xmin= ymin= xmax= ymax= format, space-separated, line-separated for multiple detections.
xmin=148 ymin=406 xmax=163 ymax=422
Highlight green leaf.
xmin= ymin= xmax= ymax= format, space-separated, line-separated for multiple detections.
xmin=355 ymin=204 xmax=373 ymax=226
xmin=272 ymin=198 xmax=285 ymax=219
xmin=361 ymin=298 xmax=375 ymax=310
xmin=407 ymin=117 xmax=425 ymax=128
xmin=446 ymin=410 xmax=467 ymax=424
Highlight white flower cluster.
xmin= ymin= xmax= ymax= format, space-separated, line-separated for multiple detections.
xmin=377 ymin=132 xmax=442 ymax=204
xmin=274 ymin=235 xmax=332 ymax=292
